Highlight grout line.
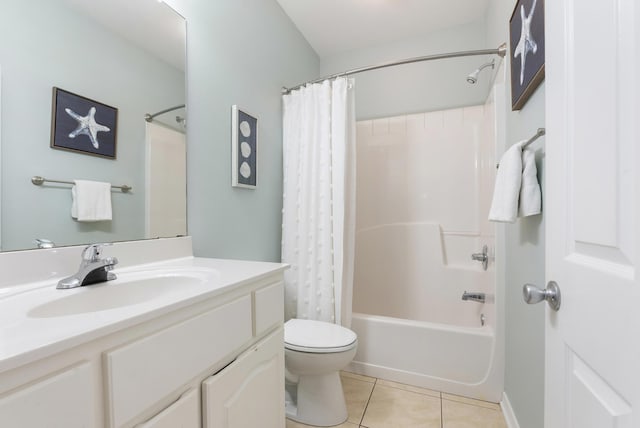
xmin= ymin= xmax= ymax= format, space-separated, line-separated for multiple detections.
xmin=440 ymin=391 xmax=444 ymax=428
xmin=359 ymin=377 xmax=377 ymax=427
xmin=375 ymin=382 xmax=441 ymax=399
xmin=441 ymin=396 xmax=501 ymax=411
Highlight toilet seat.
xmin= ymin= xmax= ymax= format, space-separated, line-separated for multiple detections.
xmin=285 ymin=319 xmax=357 ymax=354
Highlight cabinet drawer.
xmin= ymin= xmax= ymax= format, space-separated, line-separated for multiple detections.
xmin=0 ymin=363 xmax=94 ymax=427
xmin=254 ymin=281 xmax=283 ymax=336
xmin=105 ymin=295 xmax=252 ymax=427
xmin=136 ymin=388 xmax=199 ymax=428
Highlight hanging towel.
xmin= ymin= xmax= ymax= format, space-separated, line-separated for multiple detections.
xmin=71 ymin=180 xmax=112 ymax=222
xmin=518 ymin=148 xmax=541 ymax=217
xmin=488 ymin=141 xmax=525 ymax=223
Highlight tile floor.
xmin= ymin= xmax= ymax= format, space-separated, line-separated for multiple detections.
xmin=286 ymin=372 xmax=507 ymax=428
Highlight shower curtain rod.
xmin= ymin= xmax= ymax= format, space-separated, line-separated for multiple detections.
xmin=144 ymin=104 xmax=186 ymax=122
xmin=282 ymin=43 xmax=507 ymax=94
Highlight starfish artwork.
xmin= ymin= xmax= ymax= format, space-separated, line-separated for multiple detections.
xmin=513 ymin=0 xmax=538 ymax=86
xmin=65 ymin=106 xmax=111 ymax=149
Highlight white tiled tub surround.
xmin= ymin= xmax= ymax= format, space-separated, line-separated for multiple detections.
xmin=349 ymin=103 xmax=501 ymax=401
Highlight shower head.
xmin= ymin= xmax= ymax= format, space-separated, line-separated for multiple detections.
xmin=466 ymin=70 xmax=480 ymax=84
xmin=466 ymin=59 xmax=496 ymax=84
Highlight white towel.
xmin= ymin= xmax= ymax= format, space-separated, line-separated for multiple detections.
xmin=71 ymin=180 xmax=112 ymax=222
xmin=519 ymin=148 xmax=541 ymax=217
xmin=488 ymin=141 xmax=525 ymax=223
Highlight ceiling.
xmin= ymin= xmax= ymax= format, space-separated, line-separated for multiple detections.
xmin=276 ymin=0 xmax=491 ymax=58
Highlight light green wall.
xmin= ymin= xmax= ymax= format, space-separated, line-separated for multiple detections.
xmin=164 ymin=0 xmax=319 ymax=261
xmin=320 ymin=21 xmax=491 ymax=120
xmin=486 ymin=1 xmax=546 ymax=427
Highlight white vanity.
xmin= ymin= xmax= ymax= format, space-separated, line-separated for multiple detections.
xmin=0 ymin=237 xmax=286 ymax=427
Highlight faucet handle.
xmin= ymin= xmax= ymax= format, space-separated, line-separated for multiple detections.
xmin=34 ymin=238 xmax=55 ymax=249
xmin=471 ymin=245 xmax=489 ymax=271
xmin=82 ymin=243 xmax=112 ymax=261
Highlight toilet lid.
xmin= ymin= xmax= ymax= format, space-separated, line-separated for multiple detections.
xmin=284 ymin=319 xmax=357 ymax=353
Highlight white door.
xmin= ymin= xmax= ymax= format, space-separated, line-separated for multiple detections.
xmin=145 ymin=122 xmax=187 ymax=238
xmin=545 ymin=1 xmax=639 ymax=427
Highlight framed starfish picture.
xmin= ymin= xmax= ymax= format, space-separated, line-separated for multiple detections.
xmin=509 ymin=0 xmax=545 ymax=111
xmin=50 ymin=87 xmax=118 ymax=159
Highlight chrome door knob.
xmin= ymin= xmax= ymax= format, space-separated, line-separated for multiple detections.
xmin=523 ymin=281 xmax=561 ymax=311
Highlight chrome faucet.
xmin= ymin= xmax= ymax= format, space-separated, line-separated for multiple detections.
xmin=57 ymin=243 xmax=119 ymax=289
xmin=461 ymin=291 xmax=486 ymax=303
xmin=34 ymin=238 xmax=56 ymax=249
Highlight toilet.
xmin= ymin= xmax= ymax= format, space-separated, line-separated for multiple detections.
xmin=284 ymin=319 xmax=358 ymax=427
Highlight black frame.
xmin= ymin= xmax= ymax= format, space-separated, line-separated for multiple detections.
xmin=50 ymin=87 xmax=118 ymax=159
xmin=231 ymin=105 xmax=258 ymax=189
xmin=509 ymin=0 xmax=545 ymax=111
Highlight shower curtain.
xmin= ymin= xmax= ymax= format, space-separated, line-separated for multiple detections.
xmin=282 ymin=77 xmax=356 ymax=327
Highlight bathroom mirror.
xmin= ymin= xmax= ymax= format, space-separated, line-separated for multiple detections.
xmin=0 ymin=0 xmax=186 ymax=251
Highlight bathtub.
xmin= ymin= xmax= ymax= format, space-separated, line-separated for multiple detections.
xmin=346 ymin=312 xmax=503 ymax=402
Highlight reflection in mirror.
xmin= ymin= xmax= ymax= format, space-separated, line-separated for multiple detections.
xmin=0 ymin=0 xmax=186 ymax=251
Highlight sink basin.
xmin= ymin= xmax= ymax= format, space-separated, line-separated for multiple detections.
xmin=28 ymin=268 xmax=218 ymax=318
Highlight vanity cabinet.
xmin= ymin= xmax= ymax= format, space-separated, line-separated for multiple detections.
xmin=105 ymin=295 xmax=253 ymax=427
xmin=135 ymin=388 xmax=200 ymax=428
xmin=0 ymin=268 xmax=285 ymax=428
xmin=202 ymin=328 xmax=284 ymax=428
xmin=0 ymin=363 xmax=95 ymax=427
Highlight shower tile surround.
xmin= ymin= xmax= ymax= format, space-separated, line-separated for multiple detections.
xmin=354 ymin=105 xmax=496 ymax=326
xmin=348 ymin=100 xmax=501 ymax=402
xmin=285 ymin=371 xmax=508 ymax=428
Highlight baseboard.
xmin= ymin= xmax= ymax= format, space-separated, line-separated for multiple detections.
xmin=500 ymin=392 xmax=521 ymax=428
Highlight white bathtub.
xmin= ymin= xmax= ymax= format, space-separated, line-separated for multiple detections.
xmin=349 ymin=224 xmax=502 ymax=402
xmin=346 ymin=312 xmax=503 ymax=403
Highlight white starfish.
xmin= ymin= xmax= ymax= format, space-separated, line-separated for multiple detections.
xmin=513 ymin=0 xmax=538 ymax=85
xmin=65 ymin=106 xmax=111 ymax=149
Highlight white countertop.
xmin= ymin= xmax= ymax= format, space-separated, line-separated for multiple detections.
xmin=0 ymin=255 xmax=287 ymax=374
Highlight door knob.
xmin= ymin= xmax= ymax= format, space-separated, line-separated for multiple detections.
xmin=522 ymin=281 xmax=561 ymax=311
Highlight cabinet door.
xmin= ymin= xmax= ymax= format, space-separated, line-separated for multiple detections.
xmin=136 ymin=388 xmax=199 ymax=428
xmin=202 ymin=328 xmax=284 ymax=428
xmin=0 ymin=363 xmax=94 ymax=427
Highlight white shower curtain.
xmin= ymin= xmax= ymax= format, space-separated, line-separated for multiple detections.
xmin=282 ymin=77 xmax=356 ymax=327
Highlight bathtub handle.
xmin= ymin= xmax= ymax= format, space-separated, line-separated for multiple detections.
xmin=523 ymin=281 xmax=561 ymax=311
xmin=471 ymin=245 xmax=489 ymax=271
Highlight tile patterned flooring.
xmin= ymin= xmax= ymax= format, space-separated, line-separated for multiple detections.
xmin=286 ymin=372 xmax=507 ymax=428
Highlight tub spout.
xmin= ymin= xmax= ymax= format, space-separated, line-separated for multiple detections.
xmin=462 ymin=291 xmax=485 ymax=303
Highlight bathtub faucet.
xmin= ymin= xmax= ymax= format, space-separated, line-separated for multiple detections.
xmin=462 ymin=291 xmax=486 ymax=303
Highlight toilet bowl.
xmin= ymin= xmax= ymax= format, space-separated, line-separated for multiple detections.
xmin=284 ymin=319 xmax=358 ymax=427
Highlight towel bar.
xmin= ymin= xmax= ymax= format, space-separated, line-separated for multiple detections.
xmin=31 ymin=176 xmax=132 ymax=193
xmin=496 ymin=127 xmax=546 ymax=168
xmin=522 ymin=128 xmax=546 ymax=149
